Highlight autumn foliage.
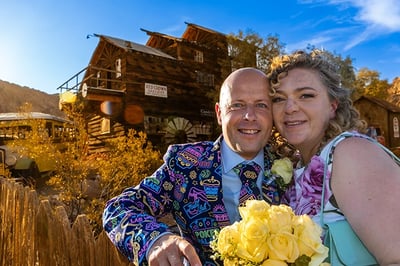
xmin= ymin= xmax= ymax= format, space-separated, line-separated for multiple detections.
xmin=48 ymin=127 xmax=163 ymax=235
xmin=8 ymin=105 xmax=163 ymax=235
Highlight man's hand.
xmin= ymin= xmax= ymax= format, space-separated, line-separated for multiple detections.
xmin=148 ymin=234 xmax=202 ymax=266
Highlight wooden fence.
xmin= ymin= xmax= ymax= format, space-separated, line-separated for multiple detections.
xmin=0 ymin=177 xmax=135 ymax=266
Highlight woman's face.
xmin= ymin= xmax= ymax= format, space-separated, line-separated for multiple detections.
xmin=271 ymin=68 xmax=337 ymax=156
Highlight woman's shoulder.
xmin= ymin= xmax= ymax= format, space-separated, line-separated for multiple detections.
xmin=324 ymin=131 xmax=377 ymax=153
xmin=329 ymin=131 xmax=400 ymax=182
xmin=328 ymin=132 xmax=379 ymax=160
xmin=331 ymin=131 xmax=384 ymax=154
xmin=332 ymin=131 xmax=372 ymax=143
xmin=317 ymin=131 xmax=388 ymax=176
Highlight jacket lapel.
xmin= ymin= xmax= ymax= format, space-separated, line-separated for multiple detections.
xmin=199 ymin=137 xmax=231 ymax=228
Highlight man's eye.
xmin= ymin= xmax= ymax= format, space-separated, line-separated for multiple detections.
xmin=229 ymin=103 xmax=244 ymax=110
xmin=255 ymin=103 xmax=268 ymax=109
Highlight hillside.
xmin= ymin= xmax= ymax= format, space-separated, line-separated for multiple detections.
xmin=0 ymin=80 xmax=65 ymax=117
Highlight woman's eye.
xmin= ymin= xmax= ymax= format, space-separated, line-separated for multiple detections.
xmin=271 ymin=97 xmax=285 ymax=103
xmin=300 ymin=93 xmax=315 ymax=99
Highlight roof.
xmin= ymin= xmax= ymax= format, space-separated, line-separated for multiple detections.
xmin=141 ymin=28 xmax=184 ymax=49
xmin=355 ymin=96 xmax=400 ymax=113
xmin=183 ymin=22 xmax=226 ymax=37
xmin=0 ymin=112 xmax=70 ymax=123
xmin=141 ymin=28 xmax=182 ymax=42
xmin=182 ymin=22 xmax=227 ymax=49
xmin=95 ymin=34 xmax=176 ymax=60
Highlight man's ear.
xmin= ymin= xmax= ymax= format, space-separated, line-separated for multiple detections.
xmin=215 ymin=102 xmax=222 ymax=125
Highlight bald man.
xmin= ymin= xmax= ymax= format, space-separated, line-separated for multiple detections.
xmin=103 ymin=68 xmax=283 ymax=266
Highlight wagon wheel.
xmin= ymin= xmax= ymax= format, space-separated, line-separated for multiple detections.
xmin=164 ymin=117 xmax=197 ymax=145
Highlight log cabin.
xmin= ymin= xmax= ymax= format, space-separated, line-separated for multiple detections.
xmin=58 ymin=22 xmax=232 ymax=153
xmin=354 ymin=95 xmax=400 ymax=150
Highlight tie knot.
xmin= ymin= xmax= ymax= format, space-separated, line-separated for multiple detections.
xmin=234 ymin=161 xmax=261 ymax=182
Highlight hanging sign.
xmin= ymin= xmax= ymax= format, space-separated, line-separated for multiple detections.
xmin=145 ymin=83 xmax=168 ymax=98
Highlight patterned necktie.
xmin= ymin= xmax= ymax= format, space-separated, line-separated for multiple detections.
xmin=233 ymin=161 xmax=262 ymax=206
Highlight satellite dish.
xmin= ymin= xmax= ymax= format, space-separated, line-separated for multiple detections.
xmin=82 ymin=83 xmax=88 ymax=98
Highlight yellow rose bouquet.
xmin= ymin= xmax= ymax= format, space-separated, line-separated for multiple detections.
xmin=211 ymin=200 xmax=329 ymax=266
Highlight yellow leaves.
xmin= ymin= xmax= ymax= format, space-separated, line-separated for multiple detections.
xmin=97 ymin=129 xmax=162 ymax=195
xmin=7 ymin=107 xmax=163 ymax=236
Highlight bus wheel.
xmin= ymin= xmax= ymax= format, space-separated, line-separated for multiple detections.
xmin=16 ymin=162 xmax=40 ymax=187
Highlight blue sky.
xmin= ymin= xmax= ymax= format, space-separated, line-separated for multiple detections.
xmin=1 ymin=0 xmax=399 ymax=95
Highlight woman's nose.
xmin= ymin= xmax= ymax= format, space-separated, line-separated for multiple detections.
xmin=285 ymin=98 xmax=299 ymax=113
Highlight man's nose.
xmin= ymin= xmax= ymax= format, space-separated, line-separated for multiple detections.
xmin=243 ymin=105 xmax=257 ymax=120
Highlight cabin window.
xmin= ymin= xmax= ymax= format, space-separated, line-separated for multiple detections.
xmin=394 ymin=117 xmax=399 ymax=138
xmin=196 ymin=71 xmax=214 ymax=86
xmin=194 ymin=50 xmax=204 ymax=63
xmin=115 ymin=58 xmax=122 ymax=78
xmin=207 ymin=74 xmax=214 ymax=86
xmin=96 ymin=71 xmax=101 ymax=87
xmin=101 ymin=117 xmax=111 ymax=134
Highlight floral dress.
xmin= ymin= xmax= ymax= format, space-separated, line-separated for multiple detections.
xmin=282 ymin=131 xmax=377 ymax=224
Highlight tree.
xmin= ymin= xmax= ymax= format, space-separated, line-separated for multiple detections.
xmin=207 ymin=29 xmax=285 ymax=106
xmin=306 ymin=46 xmax=356 ymax=92
xmin=84 ymin=129 xmax=163 ymax=234
xmin=388 ymin=77 xmax=400 ymax=106
xmin=354 ymin=68 xmax=391 ymax=100
xmin=227 ymin=29 xmax=285 ymax=72
xmin=46 ymin=103 xmax=163 ymax=235
xmin=338 ymin=55 xmax=357 ymax=91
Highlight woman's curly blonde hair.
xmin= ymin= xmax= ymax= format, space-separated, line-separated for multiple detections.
xmin=267 ymin=50 xmax=366 ymax=147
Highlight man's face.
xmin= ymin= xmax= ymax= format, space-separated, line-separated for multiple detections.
xmin=215 ymin=69 xmax=272 ymax=160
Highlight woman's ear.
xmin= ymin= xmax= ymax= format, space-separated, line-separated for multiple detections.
xmin=330 ymin=99 xmax=339 ymax=119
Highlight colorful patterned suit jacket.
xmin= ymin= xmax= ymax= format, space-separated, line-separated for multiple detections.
xmin=103 ymin=136 xmax=282 ymax=265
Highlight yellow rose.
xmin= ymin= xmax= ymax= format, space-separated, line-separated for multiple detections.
xmin=239 ymin=199 xmax=270 ymax=221
xmin=216 ymin=222 xmax=240 ymax=256
xmin=292 ymin=215 xmax=323 ymax=256
xmin=236 ymin=216 xmax=270 ymax=263
xmin=292 ymin=215 xmax=329 ymax=266
xmin=271 ymin=158 xmax=293 ymax=184
xmin=308 ymin=245 xmax=329 ymax=266
xmin=267 ymin=231 xmax=300 ymax=263
xmin=267 ymin=204 xmax=294 ymax=234
xmin=319 ymin=263 xmax=331 ymax=266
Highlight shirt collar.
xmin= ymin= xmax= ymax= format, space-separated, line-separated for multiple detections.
xmin=221 ymin=139 xmax=264 ymax=173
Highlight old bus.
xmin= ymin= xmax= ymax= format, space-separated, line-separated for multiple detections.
xmin=0 ymin=112 xmax=74 ymax=181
